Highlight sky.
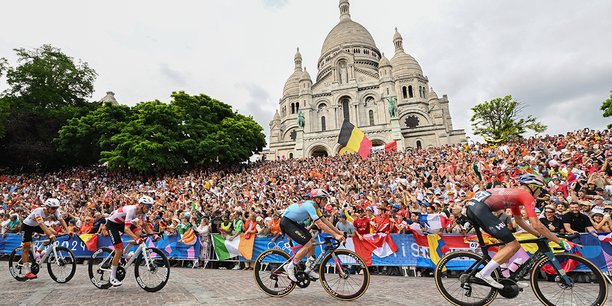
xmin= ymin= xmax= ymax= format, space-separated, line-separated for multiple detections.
xmin=1 ymin=0 xmax=611 ymax=144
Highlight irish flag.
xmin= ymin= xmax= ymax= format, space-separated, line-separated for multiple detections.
xmin=212 ymin=233 xmax=255 ymax=260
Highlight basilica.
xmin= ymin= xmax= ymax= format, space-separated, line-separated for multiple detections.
xmin=265 ymin=0 xmax=466 ymax=159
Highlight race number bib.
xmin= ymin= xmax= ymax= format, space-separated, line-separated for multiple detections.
xmin=473 ymin=191 xmax=491 ymax=202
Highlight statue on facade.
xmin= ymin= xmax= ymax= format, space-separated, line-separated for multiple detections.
xmin=386 ymin=96 xmax=398 ymax=118
xmin=297 ymin=110 xmax=305 ymax=128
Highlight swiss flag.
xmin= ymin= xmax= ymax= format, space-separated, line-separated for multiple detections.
xmin=384 ymin=141 xmax=397 ymax=152
xmin=352 ymin=233 xmax=398 ymax=266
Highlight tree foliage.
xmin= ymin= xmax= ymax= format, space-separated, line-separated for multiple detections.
xmin=0 ymin=45 xmax=98 ymax=168
xmin=601 ymin=90 xmax=612 ymax=129
xmin=470 ymin=95 xmax=547 ymax=143
xmin=57 ymin=91 xmax=266 ymax=172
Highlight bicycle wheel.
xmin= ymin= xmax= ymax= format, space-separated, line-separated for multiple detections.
xmin=47 ymin=246 xmax=76 ymax=283
xmin=319 ymin=249 xmax=370 ymax=301
xmin=531 ymin=253 xmax=608 ymax=306
xmin=253 ymin=249 xmax=296 ymax=297
xmin=88 ymin=247 xmax=114 ymax=289
xmin=8 ymin=246 xmax=34 ymax=282
xmin=134 ymin=247 xmax=170 ymax=292
xmin=434 ymin=251 xmax=499 ymax=306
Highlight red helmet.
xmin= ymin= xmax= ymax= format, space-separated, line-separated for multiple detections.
xmin=310 ymin=189 xmax=330 ymax=199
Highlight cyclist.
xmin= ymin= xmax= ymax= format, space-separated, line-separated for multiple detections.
xmin=106 ymin=195 xmax=155 ymax=287
xmin=466 ymin=174 xmax=572 ymax=289
xmin=21 ymin=198 xmax=70 ymax=280
xmin=280 ymin=188 xmax=345 ymax=282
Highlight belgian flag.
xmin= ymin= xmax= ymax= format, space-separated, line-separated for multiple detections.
xmin=337 ymin=120 xmax=372 ymax=160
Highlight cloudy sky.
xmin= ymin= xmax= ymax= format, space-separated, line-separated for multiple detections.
xmin=1 ymin=0 xmax=611 ymax=144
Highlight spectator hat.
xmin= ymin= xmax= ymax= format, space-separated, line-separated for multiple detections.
xmin=338 ymin=214 xmax=346 ymax=219
xmin=591 ymin=211 xmax=604 ymax=218
xmin=594 ymin=195 xmax=604 ymax=200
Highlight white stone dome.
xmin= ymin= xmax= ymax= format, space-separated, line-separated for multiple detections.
xmin=300 ymin=68 xmax=312 ymax=81
xmin=379 ymin=54 xmax=391 ymax=68
xmin=320 ymin=20 xmax=378 ymax=58
xmin=283 ymin=71 xmax=301 ymax=97
xmin=390 ymin=52 xmax=423 ymax=77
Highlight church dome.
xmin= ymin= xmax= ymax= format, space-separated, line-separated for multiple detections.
xmin=300 ymin=68 xmax=312 ymax=81
xmin=391 ymin=28 xmax=423 ymax=77
xmin=320 ymin=20 xmax=378 ymax=58
xmin=379 ymin=54 xmax=391 ymax=68
xmin=283 ymin=48 xmax=303 ymax=97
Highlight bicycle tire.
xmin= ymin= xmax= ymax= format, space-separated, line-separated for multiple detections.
xmin=47 ymin=246 xmax=77 ymax=283
xmin=434 ymin=251 xmax=499 ymax=306
xmin=8 ymin=246 xmax=33 ymax=282
xmin=318 ymin=249 xmax=370 ymax=301
xmin=134 ymin=247 xmax=170 ymax=292
xmin=253 ymin=249 xmax=296 ymax=297
xmin=88 ymin=247 xmax=114 ymax=289
xmin=531 ymin=252 xmax=608 ymax=306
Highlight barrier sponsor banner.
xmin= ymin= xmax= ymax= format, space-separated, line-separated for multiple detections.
xmin=0 ymin=234 xmax=200 ymax=259
xmin=1 ymin=232 xmax=611 ymax=270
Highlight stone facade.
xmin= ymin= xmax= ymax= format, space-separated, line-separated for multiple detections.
xmin=264 ymin=0 xmax=466 ymax=160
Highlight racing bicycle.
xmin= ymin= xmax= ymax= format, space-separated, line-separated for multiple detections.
xmin=8 ymin=234 xmax=77 ymax=283
xmin=253 ymin=234 xmax=370 ymax=301
xmin=434 ymin=228 xmax=609 ymax=306
xmin=88 ymin=233 xmax=170 ymax=292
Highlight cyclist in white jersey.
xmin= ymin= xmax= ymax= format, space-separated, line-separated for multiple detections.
xmin=105 ymin=195 xmax=155 ymax=287
xmin=280 ymin=189 xmax=345 ymax=282
xmin=21 ymin=198 xmax=69 ymax=280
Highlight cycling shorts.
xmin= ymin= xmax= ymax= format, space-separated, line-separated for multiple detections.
xmin=22 ymin=224 xmax=45 ymax=243
xmin=106 ymin=220 xmax=139 ymax=246
xmin=280 ymin=217 xmax=312 ymax=246
xmin=466 ymin=199 xmax=516 ymax=244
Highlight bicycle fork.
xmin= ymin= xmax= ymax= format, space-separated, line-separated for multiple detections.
xmin=544 ymin=251 xmax=574 ymax=288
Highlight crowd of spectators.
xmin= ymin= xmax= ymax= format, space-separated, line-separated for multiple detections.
xmin=1 ymin=129 xmax=611 ymax=267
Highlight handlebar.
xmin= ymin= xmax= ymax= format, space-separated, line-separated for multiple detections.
xmin=556 ymin=232 xmax=580 ymax=240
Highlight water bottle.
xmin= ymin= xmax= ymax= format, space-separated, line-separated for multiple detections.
xmin=125 ymin=251 xmax=134 ymax=262
xmin=305 ymin=256 xmax=315 ymax=271
xmin=508 ymin=257 xmax=525 ymax=273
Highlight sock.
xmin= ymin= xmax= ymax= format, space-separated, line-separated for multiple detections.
xmin=111 ymin=265 xmax=118 ymax=279
xmin=480 ymin=259 xmax=500 ymax=278
xmin=23 ymin=262 xmax=30 ymax=274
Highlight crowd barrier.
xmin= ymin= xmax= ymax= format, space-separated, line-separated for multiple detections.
xmin=0 ymin=233 xmax=610 ymax=273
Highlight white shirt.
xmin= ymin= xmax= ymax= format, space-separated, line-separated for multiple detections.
xmin=24 ymin=207 xmax=62 ymax=227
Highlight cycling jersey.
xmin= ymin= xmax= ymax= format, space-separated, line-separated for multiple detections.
xmin=473 ymin=188 xmax=537 ymax=218
xmin=282 ymin=200 xmax=323 ymax=223
xmin=107 ymin=205 xmax=139 ymax=225
xmin=23 ymin=207 xmax=62 ymax=227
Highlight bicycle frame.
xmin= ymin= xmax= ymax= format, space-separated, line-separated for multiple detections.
xmin=32 ymin=235 xmax=70 ymax=265
xmin=271 ymin=236 xmax=345 ymax=277
xmin=465 ymin=226 xmax=574 ymax=286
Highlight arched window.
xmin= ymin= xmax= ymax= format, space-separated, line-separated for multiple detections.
xmin=369 ymin=110 xmax=374 ymax=126
xmin=296 ymin=102 xmax=299 ymax=112
xmin=416 ymin=140 xmax=422 ymax=149
xmin=321 ymin=116 xmax=326 ymax=131
xmin=291 ymin=103 xmax=295 ymax=114
xmin=402 ymin=86 xmax=408 ymax=99
xmin=408 ymin=86 xmax=414 ymax=98
xmin=342 ymin=99 xmax=350 ymax=122
xmin=289 ymin=153 xmax=294 ymax=159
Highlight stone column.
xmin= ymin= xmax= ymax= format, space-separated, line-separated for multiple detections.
xmin=295 ymin=127 xmax=305 ymax=158
xmin=390 ymin=117 xmax=405 ymax=151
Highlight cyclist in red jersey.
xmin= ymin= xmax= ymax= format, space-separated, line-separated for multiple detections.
xmin=466 ymin=174 xmax=572 ymax=289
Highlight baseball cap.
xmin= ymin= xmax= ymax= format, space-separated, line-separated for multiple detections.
xmin=338 ymin=214 xmax=346 ymax=219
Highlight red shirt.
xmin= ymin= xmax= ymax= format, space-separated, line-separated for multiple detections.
xmin=353 ymin=217 xmax=371 ymax=235
xmin=475 ymin=188 xmax=537 ymax=218
xmin=374 ymin=214 xmax=391 ymax=233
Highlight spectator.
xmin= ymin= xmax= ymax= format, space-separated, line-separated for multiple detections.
xmin=353 ymin=209 xmax=371 ymax=240
xmin=590 ymin=195 xmax=606 ymax=214
xmin=335 ymin=213 xmax=355 ymax=235
xmin=539 ymin=206 xmax=563 ymax=233
xmin=7 ymin=214 xmax=21 ymax=233
xmin=563 ymin=203 xmax=595 ymax=234
xmin=445 ymin=214 xmax=466 ymax=235
xmin=591 ymin=212 xmax=612 ymax=232
xmin=196 ymin=218 xmax=211 ymax=268
xmin=373 ymin=205 xmax=391 ymax=234
xmin=1 ymin=213 xmax=9 ymax=237
xmin=268 ymin=213 xmax=282 ymax=242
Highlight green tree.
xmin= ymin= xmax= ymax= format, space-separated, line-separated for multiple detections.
xmin=0 ymin=45 xmax=98 ymax=168
xmin=471 ymin=95 xmax=547 ymax=143
xmin=87 ymin=92 xmax=266 ymax=172
xmin=601 ymin=90 xmax=612 ymax=129
xmin=55 ymin=104 xmax=132 ymax=165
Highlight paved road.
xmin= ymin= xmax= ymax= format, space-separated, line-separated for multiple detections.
xmin=0 ymin=263 xmax=606 ymax=306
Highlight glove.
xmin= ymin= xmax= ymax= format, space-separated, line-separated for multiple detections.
xmin=559 ymin=240 xmax=572 ymax=251
xmin=135 ymin=238 xmax=143 ymax=245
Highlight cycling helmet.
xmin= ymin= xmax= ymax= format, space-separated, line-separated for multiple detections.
xmin=310 ymin=189 xmax=330 ymax=199
xmin=44 ymin=198 xmax=60 ymax=208
xmin=518 ymin=174 xmax=544 ymax=187
xmin=138 ymin=195 xmax=155 ymax=205
xmin=392 ymin=203 xmax=401 ymax=211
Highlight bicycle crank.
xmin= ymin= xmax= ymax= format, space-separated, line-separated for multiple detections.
xmin=116 ymin=266 xmax=126 ymax=281
xmin=295 ymin=272 xmax=310 ymax=288
xmin=498 ymin=279 xmax=520 ymax=299
xmin=31 ymin=263 xmax=40 ymax=275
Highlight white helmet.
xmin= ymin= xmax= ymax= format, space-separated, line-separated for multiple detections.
xmin=44 ymin=198 xmax=60 ymax=208
xmin=138 ymin=195 xmax=155 ymax=205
